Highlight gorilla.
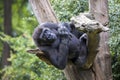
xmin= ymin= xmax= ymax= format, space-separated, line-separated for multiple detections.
xmin=32 ymin=22 xmax=88 ymax=69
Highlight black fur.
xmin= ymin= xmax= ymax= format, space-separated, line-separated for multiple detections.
xmin=32 ymin=22 xmax=88 ymax=69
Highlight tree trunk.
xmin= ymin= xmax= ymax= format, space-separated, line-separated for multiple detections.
xmin=29 ymin=0 xmax=58 ymax=23
xmin=1 ymin=0 xmax=12 ymax=68
xmin=89 ymin=0 xmax=112 ymax=80
xmin=29 ymin=0 xmax=112 ymax=80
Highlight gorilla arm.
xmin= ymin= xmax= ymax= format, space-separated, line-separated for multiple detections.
xmin=29 ymin=39 xmax=69 ymax=70
xmin=40 ymin=39 xmax=69 ymax=70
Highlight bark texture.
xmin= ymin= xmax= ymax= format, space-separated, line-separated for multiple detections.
xmin=28 ymin=0 xmax=112 ymax=80
xmin=1 ymin=0 xmax=12 ymax=68
xmin=89 ymin=0 xmax=112 ymax=80
xmin=29 ymin=0 xmax=58 ymax=23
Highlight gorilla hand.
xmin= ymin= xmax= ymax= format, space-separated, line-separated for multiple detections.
xmin=39 ymin=28 xmax=57 ymax=42
xmin=58 ymin=26 xmax=69 ymax=35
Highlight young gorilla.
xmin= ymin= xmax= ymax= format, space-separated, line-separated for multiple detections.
xmin=32 ymin=22 xmax=88 ymax=69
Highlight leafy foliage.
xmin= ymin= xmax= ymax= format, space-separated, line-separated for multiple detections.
xmin=0 ymin=0 xmax=65 ymax=80
xmin=0 ymin=33 xmax=65 ymax=80
xmin=0 ymin=0 xmax=119 ymax=80
xmin=0 ymin=0 xmax=4 ymax=59
xmin=109 ymin=0 xmax=120 ymax=79
xmin=0 ymin=0 xmax=89 ymax=80
xmin=50 ymin=0 xmax=88 ymax=21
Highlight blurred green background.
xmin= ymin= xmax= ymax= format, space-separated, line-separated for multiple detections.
xmin=0 ymin=0 xmax=119 ymax=80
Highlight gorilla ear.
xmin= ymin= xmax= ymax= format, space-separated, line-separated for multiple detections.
xmin=69 ymin=23 xmax=75 ymax=31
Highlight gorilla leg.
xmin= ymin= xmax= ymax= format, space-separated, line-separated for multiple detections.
xmin=74 ymin=33 xmax=88 ymax=67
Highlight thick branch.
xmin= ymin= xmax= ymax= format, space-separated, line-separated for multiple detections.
xmin=71 ymin=13 xmax=109 ymax=68
xmin=71 ymin=13 xmax=109 ymax=33
xmin=27 ymin=49 xmax=51 ymax=65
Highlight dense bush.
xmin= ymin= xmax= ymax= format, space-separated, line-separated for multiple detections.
xmin=50 ymin=0 xmax=88 ymax=21
xmin=0 ymin=0 xmax=65 ymax=80
xmin=109 ymin=0 xmax=120 ymax=80
xmin=0 ymin=33 xmax=65 ymax=80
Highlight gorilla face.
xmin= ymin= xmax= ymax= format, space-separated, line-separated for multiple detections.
xmin=39 ymin=28 xmax=57 ymax=43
